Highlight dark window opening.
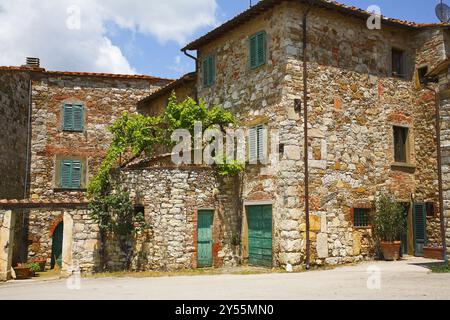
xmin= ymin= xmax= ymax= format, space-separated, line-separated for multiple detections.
xmin=353 ymin=208 xmax=370 ymax=227
xmin=426 ymin=202 xmax=435 ymax=217
xmin=393 ymin=126 xmax=409 ymax=163
xmin=134 ymin=205 xmax=145 ymax=216
xmin=418 ymin=66 xmax=428 ymax=84
xmin=392 ymin=48 xmax=405 ymax=77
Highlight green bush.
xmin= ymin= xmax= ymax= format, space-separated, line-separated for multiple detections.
xmin=29 ymin=263 xmax=41 ymax=273
xmin=372 ymin=193 xmax=407 ymax=243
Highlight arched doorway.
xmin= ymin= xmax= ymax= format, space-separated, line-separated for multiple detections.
xmin=51 ymin=222 xmax=64 ymax=269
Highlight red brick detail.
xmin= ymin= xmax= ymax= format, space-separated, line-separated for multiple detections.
xmin=48 ymin=215 xmax=63 ymax=237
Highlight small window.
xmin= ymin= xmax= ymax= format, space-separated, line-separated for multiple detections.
xmin=134 ymin=205 xmax=145 ymax=215
xmin=426 ymin=202 xmax=435 ymax=217
xmin=62 ymin=104 xmax=84 ymax=132
xmin=248 ymin=124 xmax=267 ymax=163
xmin=392 ymin=48 xmax=405 ymax=77
xmin=250 ymin=31 xmax=267 ymax=69
xmin=353 ymin=208 xmax=370 ymax=227
xmin=393 ymin=126 xmax=409 ymax=163
xmin=418 ymin=66 xmax=428 ymax=84
xmin=60 ymin=160 xmax=82 ymax=189
xmin=202 ymin=54 xmax=215 ymax=87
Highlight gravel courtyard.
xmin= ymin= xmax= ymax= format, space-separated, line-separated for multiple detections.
xmin=0 ymin=257 xmax=449 ymax=300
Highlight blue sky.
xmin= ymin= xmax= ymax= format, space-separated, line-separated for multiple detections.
xmin=110 ymin=0 xmax=442 ymax=79
xmin=0 ymin=0 xmax=443 ymax=79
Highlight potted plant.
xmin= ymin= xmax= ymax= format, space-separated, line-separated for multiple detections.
xmin=372 ymin=193 xmax=407 ymax=261
xmin=13 ymin=263 xmax=32 ymax=280
xmin=29 ymin=263 xmax=41 ymax=277
xmin=33 ymin=258 xmax=47 ymax=272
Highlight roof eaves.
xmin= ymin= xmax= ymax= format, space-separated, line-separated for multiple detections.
xmin=182 ymin=0 xmax=449 ymax=51
xmin=139 ymin=72 xmax=197 ymax=105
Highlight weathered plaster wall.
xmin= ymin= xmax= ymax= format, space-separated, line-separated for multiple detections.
xmin=0 ymin=70 xmax=30 ymax=200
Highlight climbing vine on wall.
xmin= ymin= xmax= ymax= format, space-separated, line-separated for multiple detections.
xmin=87 ymin=93 xmax=244 ymax=268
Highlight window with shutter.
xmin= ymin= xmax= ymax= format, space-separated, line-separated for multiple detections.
xmin=250 ymin=31 xmax=266 ymax=69
xmin=73 ymin=105 xmax=84 ymax=132
xmin=60 ymin=159 xmax=82 ymax=189
xmin=63 ymin=104 xmax=74 ymax=131
xmin=62 ymin=104 xmax=84 ymax=132
xmin=61 ymin=160 xmax=73 ymax=189
xmin=248 ymin=124 xmax=267 ymax=163
xmin=203 ymin=54 xmax=215 ymax=87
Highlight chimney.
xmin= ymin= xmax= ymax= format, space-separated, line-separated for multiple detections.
xmin=25 ymin=57 xmax=40 ymax=68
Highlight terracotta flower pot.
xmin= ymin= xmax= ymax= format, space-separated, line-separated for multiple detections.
xmin=380 ymin=241 xmax=402 ymax=261
xmin=13 ymin=267 xmax=32 ymax=280
xmin=423 ymin=247 xmax=444 ymax=260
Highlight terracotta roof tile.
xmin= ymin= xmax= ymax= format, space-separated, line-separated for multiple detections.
xmin=0 ymin=66 xmax=173 ymax=82
xmin=0 ymin=199 xmax=90 ymax=207
xmin=139 ymin=72 xmax=196 ymax=104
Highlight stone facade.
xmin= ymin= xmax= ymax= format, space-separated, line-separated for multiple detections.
xmin=0 ymin=69 xmax=31 ymax=200
xmin=2 ymin=0 xmax=449 ymax=274
xmin=29 ymin=72 xmax=170 ymax=202
xmin=191 ymin=1 xmax=446 ymax=267
xmin=110 ymin=166 xmax=239 ymax=271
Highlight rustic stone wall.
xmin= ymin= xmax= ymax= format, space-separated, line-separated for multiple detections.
xmin=195 ymin=1 xmax=443 ymax=267
xmin=0 ymin=70 xmax=31 ymax=200
xmin=29 ymin=74 xmax=169 ymax=203
xmin=439 ymin=83 xmax=450 ymax=255
xmin=98 ymin=167 xmax=238 ymax=271
xmin=9 ymin=206 xmax=99 ymax=273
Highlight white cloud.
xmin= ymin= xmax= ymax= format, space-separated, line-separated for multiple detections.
xmin=0 ymin=0 xmax=217 ymax=74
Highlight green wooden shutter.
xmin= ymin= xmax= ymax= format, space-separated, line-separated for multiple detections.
xmin=203 ymin=55 xmax=215 ymax=86
xmin=256 ymin=124 xmax=266 ymax=162
xmin=71 ymin=160 xmax=82 ymax=188
xmin=209 ymin=55 xmax=215 ymax=85
xmin=257 ymin=32 xmax=266 ymax=66
xmin=203 ymin=57 xmax=209 ymax=86
xmin=413 ymin=203 xmax=427 ymax=256
xmin=248 ymin=126 xmax=257 ymax=163
xmin=61 ymin=160 xmax=73 ymax=188
xmin=250 ymin=35 xmax=257 ymax=68
xmin=63 ymin=104 xmax=74 ymax=130
xmin=73 ymin=105 xmax=84 ymax=132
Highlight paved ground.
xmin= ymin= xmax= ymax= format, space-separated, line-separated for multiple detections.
xmin=0 ymin=257 xmax=449 ymax=300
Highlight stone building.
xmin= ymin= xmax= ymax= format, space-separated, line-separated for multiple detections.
xmin=0 ymin=61 xmax=171 ymax=277
xmin=138 ymin=0 xmax=449 ymax=268
xmin=1 ymin=0 xmax=450 ymax=280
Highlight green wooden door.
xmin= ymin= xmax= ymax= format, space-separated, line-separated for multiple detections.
xmin=247 ymin=205 xmax=272 ymax=267
xmin=197 ymin=210 xmax=214 ymax=268
xmin=413 ymin=203 xmax=427 ymax=257
xmin=51 ymin=222 xmax=64 ymax=269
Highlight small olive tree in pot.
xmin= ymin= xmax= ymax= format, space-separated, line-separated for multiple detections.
xmin=372 ymin=193 xmax=407 ymax=261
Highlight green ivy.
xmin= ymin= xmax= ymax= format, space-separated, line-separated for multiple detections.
xmin=87 ymin=93 xmax=244 ymax=253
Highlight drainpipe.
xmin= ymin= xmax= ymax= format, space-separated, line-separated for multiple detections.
xmin=24 ymin=77 xmax=33 ymax=200
xmin=182 ymin=49 xmax=199 ymax=102
xmin=302 ymin=0 xmax=313 ymax=270
xmin=425 ymin=83 xmax=448 ymax=263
